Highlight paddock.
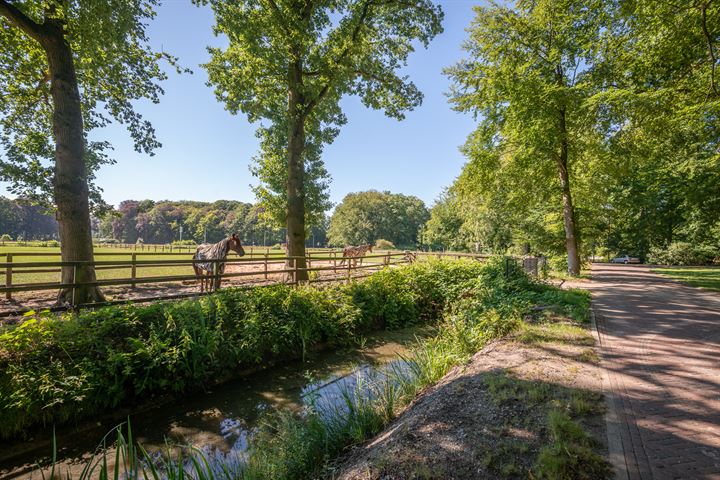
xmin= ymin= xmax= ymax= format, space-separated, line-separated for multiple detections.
xmin=0 ymin=248 xmax=488 ymax=323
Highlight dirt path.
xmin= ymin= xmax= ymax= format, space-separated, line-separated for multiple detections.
xmin=331 ymin=334 xmax=607 ymax=479
xmin=589 ymin=264 xmax=720 ymax=480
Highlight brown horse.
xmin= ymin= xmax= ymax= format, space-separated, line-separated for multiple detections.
xmin=339 ymin=244 xmax=373 ymax=267
xmin=193 ymin=233 xmax=245 ymax=293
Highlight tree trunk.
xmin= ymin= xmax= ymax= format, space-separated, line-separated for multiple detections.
xmin=557 ymin=106 xmax=581 ymax=276
xmin=286 ymin=64 xmax=308 ymax=282
xmin=43 ymin=33 xmax=105 ymax=305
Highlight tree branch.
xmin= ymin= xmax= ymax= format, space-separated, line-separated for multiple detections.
xmin=700 ymin=0 xmax=718 ymax=96
xmin=0 ymin=0 xmax=47 ymax=42
xmin=304 ymin=0 xmax=377 ymax=114
xmin=264 ymin=0 xmax=293 ymax=38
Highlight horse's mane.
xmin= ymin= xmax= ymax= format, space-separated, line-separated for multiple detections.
xmin=200 ymin=237 xmax=230 ymax=258
xmin=193 ymin=237 xmax=231 ymax=273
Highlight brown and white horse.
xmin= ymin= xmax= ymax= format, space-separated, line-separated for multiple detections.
xmin=339 ymin=244 xmax=373 ymax=267
xmin=193 ymin=233 xmax=245 ymax=293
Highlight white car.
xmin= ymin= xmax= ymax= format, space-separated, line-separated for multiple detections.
xmin=611 ymin=254 xmax=640 ymax=264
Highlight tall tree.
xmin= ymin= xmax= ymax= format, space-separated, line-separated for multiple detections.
xmin=587 ymin=0 xmax=720 ymax=257
xmin=0 ymin=0 xmax=179 ymax=304
xmin=447 ymin=0 xmax=608 ymax=274
xmin=201 ymin=0 xmax=443 ymax=280
xmin=327 ymin=190 xmax=428 ymax=248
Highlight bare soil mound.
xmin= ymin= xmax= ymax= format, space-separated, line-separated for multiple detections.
xmin=330 ymin=337 xmax=606 ymax=480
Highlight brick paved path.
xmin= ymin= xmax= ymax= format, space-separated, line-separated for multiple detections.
xmin=590 ymin=264 xmax=720 ymax=480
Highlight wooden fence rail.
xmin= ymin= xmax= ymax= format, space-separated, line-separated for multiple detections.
xmin=0 ymin=250 xmax=491 ymax=316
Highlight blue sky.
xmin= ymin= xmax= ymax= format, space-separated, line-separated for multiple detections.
xmin=83 ymin=0 xmax=480 ymax=210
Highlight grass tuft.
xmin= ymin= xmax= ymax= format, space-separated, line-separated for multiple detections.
xmin=533 ymin=410 xmax=611 ymax=479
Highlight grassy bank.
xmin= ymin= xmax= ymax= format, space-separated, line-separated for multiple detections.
xmin=652 ymin=266 xmax=720 ymax=292
xmin=30 ymin=257 xmax=608 ymax=479
xmin=0 ymin=259 xmax=486 ymax=440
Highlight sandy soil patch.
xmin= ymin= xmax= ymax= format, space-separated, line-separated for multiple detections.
xmin=330 ymin=336 xmax=607 ymax=480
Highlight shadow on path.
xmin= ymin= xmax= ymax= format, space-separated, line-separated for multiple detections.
xmin=589 ymin=264 xmax=720 ymax=480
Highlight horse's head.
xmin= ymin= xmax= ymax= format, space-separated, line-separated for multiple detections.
xmin=229 ymin=233 xmax=245 ymax=257
xmin=367 ymin=244 xmax=373 ymax=253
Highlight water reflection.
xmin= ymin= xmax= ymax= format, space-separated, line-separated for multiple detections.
xmin=0 ymin=327 xmax=428 ymax=479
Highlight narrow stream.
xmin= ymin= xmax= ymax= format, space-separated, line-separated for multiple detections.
xmin=0 ymin=326 xmax=430 ymax=479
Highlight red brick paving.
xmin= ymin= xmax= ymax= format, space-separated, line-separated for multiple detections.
xmin=589 ymin=264 xmax=720 ymax=480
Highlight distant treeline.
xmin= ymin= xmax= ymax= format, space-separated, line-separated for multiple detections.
xmin=95 ymin=199 xmax=327 ymax=246
xmin=0 ymin=197 xmax=58 ymax=240
xmin=0 ymin=192 xmax=431 ymax=249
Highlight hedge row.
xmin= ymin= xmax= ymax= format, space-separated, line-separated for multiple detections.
xmin=0 ymin=259 xmax=501 ymax=440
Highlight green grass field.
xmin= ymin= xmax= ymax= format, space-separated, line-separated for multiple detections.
xmin=652 ymin=266 xmax=720 ymax=292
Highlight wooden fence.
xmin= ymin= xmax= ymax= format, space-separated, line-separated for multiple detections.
xmin=0 ymin=250 xmax=490 ymax=316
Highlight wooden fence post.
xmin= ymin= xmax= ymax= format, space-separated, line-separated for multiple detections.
xmin=264 ymin=253 xmax=268 ymax=281
xmin=71 ymin=264 xmax=77 ymax=307
xmin=5 ymin=253 xmax=11 ymax=300
xmin=347 ymin=260 xmax=351 ymax=284
xmin=131 ymin=252 xmax=137 ymax=289
xmin=333 ymin=251 xmax=337 ymax=273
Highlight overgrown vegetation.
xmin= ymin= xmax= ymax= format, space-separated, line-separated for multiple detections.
xmin=0 ymin=259 xmax=485 ymax=440
xmin=27 ymin=257 xmax=608 ymax=479
xmin=648 ymin=242 xmax=719 ymax=266
xmin=422 ymin=1 xmax=720 ymax=270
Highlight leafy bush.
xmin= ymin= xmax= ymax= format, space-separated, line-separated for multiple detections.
xmin=375 ymin=239 xmax=396 ymax=250
xmin=0 ymin=259 xmax=490 ymax=440
xmin=647 ymin=242 xmax=719 ymax=265
xmin=30 ymin=257 xmax=594 ymax=480
xmin=546 ymin=254 xmax=568 ymax=272
xmin=171 ymin=240 xmax=197 ymax=246
xmin=35 ymin=240 xmax=60 ymax=247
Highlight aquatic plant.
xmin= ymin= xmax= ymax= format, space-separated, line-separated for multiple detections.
xmin=0 ymin=259 xmax=486 ymax=439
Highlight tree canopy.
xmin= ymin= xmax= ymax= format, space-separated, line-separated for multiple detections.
xmin=95 ymin=199 xmax=328 ymax=247
xmin=327 ymin=190 xmax=428 ymax=248
xmin=0 ymin=0 xmax=180 ymax=304
xmin=434 ymin=0 xmax=720 ymax=267
xmin=201 ymin=0 xmax=443 ymax=279
xmin=0 ymin=0 xmax=181 ymax=208
xmin=0 ymin=196 xmax=57 ymax=240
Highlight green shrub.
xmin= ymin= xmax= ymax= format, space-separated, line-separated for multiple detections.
xmin=547 ymin=254 xmax=568 ymax=272
xmin=171 ymin=240 xmax=197 ymax=246
xmin=31 ymin=257 xmax=589 ymax=480
xmin=647 ymin=242 xmax=719 ymax=265
xmin=0 ymin=259 xmax=497 ymax=440
xmin=375 ymin=239 xmax=396 ymax=249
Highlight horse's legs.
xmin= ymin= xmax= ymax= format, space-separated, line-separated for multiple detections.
xmin=194 ymin=266 xmax=204 ymax=293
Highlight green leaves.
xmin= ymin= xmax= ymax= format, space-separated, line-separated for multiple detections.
xmin=440 ymin=0 xmax=719 ymax=259
xmin=327 ymin=190 xmax=429 ymax=248
xmin=0 ymin=0 xmax=182 ymax=211
xmin=0 ymin=259 xmax=490 ymax=439
xmin=203 ymin=0 xmax=443 ymax=227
